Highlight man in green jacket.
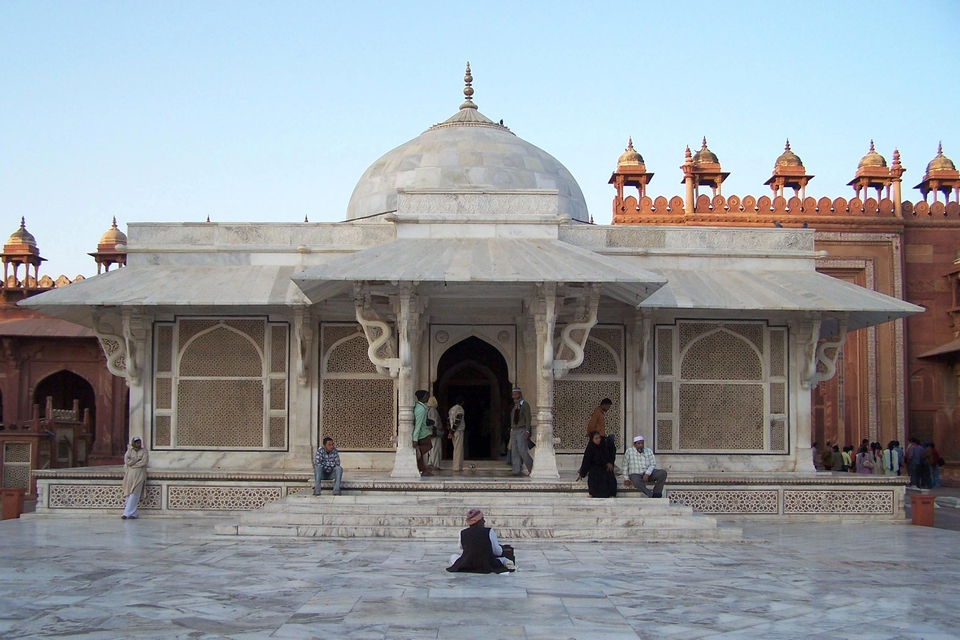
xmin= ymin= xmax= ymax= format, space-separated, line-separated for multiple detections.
xmin=413 ymin=389 xmax=433 ymax=476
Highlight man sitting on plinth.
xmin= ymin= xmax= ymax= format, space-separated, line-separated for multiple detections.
xmin=623 ymin=435 xmax=667 ymax=498
xmin=313 ymin=437 xmax=343 ymax=496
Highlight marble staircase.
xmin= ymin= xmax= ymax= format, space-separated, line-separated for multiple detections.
xmin=215 ymin=491 xmax=744 ymax=542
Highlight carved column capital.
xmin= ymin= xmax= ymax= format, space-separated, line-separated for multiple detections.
xmin=293 ymin=307 xmax=314 ymax=387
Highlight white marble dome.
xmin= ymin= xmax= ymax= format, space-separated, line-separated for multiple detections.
xmin=346 ymin=94 xmax=588 ymax=222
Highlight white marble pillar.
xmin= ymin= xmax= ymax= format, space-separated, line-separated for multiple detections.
xmin=531 ymin=284 xmax=560 ymax=479
xmin=794 ymin=318 xmax=818 ymax=473
xmin=392 ymin=284 xmax=422 ymax=478
xmin=292 ymin=309 xmax=317 ymax=462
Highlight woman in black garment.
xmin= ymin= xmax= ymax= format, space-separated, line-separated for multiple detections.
xmin=576 ymin=430 xmax=618 ymax=498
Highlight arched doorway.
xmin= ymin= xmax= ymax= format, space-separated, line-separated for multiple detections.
xmin=34 ymin=371 xmax=97 ymax=466
xmin=435 ymin=336 xmax=511 ymax=461
xmin=34 ymin=370 xmax=97 ymax=427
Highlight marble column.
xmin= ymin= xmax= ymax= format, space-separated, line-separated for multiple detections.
xmin=392 ymin=283 xmax=422 ymax=478
xmin=794 ymin=317 xmax=819 ymax=473
xmin=531 ymin=284 xmax=560 ymax=479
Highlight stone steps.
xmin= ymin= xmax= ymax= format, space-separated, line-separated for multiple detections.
xmin=218 ymin=489 xmax=744 ymax=542
xmin=240 ymin=512 xmax=716 ymax=528
xmin=222 ymin=523 xmax=743 ymax=541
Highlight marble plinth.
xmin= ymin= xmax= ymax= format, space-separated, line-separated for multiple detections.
xmin=31 ymin=468 xmax=907 ymax=523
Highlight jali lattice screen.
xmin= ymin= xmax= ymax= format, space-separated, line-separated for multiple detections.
xmin=320 ymin=324 xmax=396 ymax=450
xmin=2 ymin=442 xmax=31 ymax=489
xmin=554 ymin=326 xmax=623 ymax=452
xmin=655 ymin=321 xmax=788 ymax=453
xmin=153 ymin=318 xmax=289 ymax=449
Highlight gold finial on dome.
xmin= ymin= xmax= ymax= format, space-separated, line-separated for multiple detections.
xmin=460 ymin=62 xmax=476 ymax=110
xmin=617 ymin=136 xmax=644 ymax=167
xmin=926 ymin=141 xmax=956 ymax=173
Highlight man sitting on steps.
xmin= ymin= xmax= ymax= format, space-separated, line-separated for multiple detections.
xmin=623 ymin=435 xmax=667 ymax=498
xmin=313 ymin=437 xmax=343 ymax=496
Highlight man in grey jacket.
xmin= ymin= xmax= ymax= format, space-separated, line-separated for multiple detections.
xmin=509 ymin=387 xmax=533 ymax=476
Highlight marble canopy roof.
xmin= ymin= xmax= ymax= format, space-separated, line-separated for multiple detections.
xmin=290 ymin=238 xmax=668 ymax=306
xmin=642 ymin=268 xmax=922 ymax=332
xmin=20 ymin=265 xmax=310 ymax=326
xmin=20 ymin=237 xmax=921 ymax=333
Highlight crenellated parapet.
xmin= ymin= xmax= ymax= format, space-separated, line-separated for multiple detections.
xmin=611 ymin=139 xmax=960 ymax=228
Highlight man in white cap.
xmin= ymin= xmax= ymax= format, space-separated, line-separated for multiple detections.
xmin=623 ymin=435 xmax=667 ymax=498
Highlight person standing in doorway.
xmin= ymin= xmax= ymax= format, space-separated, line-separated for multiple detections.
xmin=448 ymin=396 xmax=466 ymax=472
xmin=413 ymin=390 xmax=433 ymax=476
xmin=425 ymin=397 xmax=444 ymax=472
xmin=509 ymin=387 xmax=533 ymax=476
xmin=122 ymin=436 xmax=148 ymax=520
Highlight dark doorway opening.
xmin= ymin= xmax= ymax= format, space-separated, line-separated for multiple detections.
xmin=34 ymin=370 xmax=97 ymax=435
xmin=435 ymin=336 xmax=511 ymax=461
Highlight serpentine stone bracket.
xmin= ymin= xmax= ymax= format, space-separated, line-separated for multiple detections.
xmin=553 ymin=284 xmax=601 ymax=380
xmin=801 ymin=316 xmax=848 ymax=390
xmin=800 ymin=318 xmax=822 ymax=390
xmin=810 ymin=317 xmax=848 ymax=390
xmin=353 ymin=284 xmax=400 ymax=378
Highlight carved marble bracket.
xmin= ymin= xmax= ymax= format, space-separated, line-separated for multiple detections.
xmin=800 ymin=318 xmax=822 ymax=390
xmin=353 ymin=284 xmax=400 ymax=378
xmin=121 ymin=308 xmax=147 ymax=387
xmin=801 ymin=315 xmax=848 ymax=390
xmin=293 ymin=307 xmax=314 ymax=387
xmin=553 ymin=284 xmax=601 ymax=380
xmin=811 ymin=317 xmax=848 ymax=389
xmin=92 ymin=309 xmax=129 ymax=381
xmin=633 ymin=311 xmax=652 ymax=390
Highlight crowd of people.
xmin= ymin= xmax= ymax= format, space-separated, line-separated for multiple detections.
xmin=815 ymin=438 xmax=944 ymax=488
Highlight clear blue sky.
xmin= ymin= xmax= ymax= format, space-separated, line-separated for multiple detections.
xmin=2 ymin=1 xmax=958 ymax=278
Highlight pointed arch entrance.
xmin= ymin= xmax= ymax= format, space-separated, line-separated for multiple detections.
xmin=435 ymin=336 xmax=511 ymax=461
xmin=34 ymin=370 xmax=96 ymax=430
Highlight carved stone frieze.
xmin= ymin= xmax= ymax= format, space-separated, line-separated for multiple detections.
xmin=397 ymin=191 xmax=559 ymax=217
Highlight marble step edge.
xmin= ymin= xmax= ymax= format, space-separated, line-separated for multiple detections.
xmin=261 ymin=508 xmax=695 ymax=519
xmin=280 ymin=494 xmax=673 ymax=506
xmin=263 ymin=496 xmax=691 ymax=514
xmin=236 ymin=514 xmax=720 ymax=528
xmin=222 ymin=524 xmax=744 ymax=540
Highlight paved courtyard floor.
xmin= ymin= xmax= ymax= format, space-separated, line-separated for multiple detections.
xmin=1 ymin=516 xmax=958 ymax=640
